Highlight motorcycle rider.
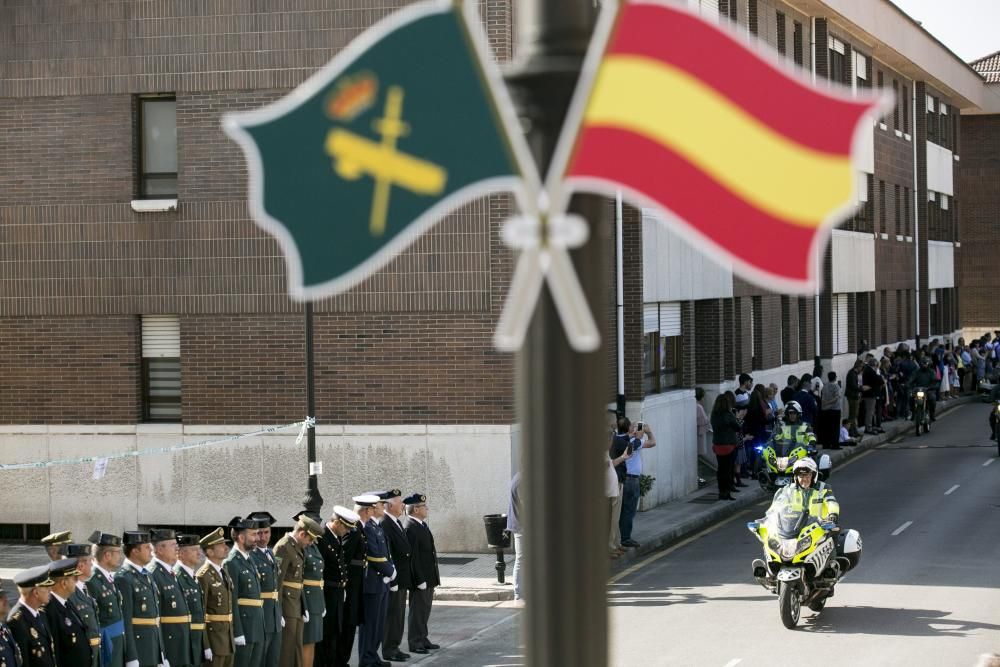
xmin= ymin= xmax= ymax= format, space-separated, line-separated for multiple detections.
xmin=911 ymin=357 xmax=938 ymax=422
xmin=773 ymin=401 xmax=817 ymax=448
xmin=766 ymin=458 xmax=839 ymax=525
xmin=988 ymin=383 xmax=1000 ymax=440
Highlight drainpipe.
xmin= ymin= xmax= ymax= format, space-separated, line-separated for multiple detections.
xmin=912 ymin=83 xmax=921 ymax=347
xmin=616 ymin=190 xmax=625 ymax=416
xmin=811 ymin=17 xmax=822 ymax=360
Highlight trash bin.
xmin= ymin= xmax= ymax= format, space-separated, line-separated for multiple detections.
xmin=482 ymin=514 xmax=511 ymax=584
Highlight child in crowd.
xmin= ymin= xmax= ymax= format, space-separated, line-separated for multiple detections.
xmin=839 ymin=419 xmax=858 ymax=447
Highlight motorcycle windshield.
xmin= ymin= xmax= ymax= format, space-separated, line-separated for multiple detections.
xmin=771 ymin=439 xmax=794 ymax=456
xmin=765 ymin=494 xmax=810 ymax=539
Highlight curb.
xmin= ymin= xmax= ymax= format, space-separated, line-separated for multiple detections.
xmin=435 ymin=586 xmax=514 ymax=602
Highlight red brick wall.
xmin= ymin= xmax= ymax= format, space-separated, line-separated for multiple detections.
xmin=958 ymin=113 xmax=1000 ymax=328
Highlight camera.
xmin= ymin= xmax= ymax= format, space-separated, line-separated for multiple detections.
xmin=636 ymin=422 xmax=644 ymax=430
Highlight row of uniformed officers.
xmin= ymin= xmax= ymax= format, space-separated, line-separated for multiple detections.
xmin=1 ymin=490 xmax=440 ymax=667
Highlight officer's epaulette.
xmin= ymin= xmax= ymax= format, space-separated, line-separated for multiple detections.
xmin=9 ymin=610 xmax=20 ymax=621
xmin=195 ymin=563 xmax=211 ymax=577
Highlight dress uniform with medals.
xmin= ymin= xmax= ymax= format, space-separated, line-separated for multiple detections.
xmin=224 ymin=518 xmax=265 ymax=667
xmin=315 ymin=506 xmax=357 ymax=667
xmin=173 ymin=535 xmax=206 ymax=667
xmin=338 ymin=501 xmax=368 ymax=667
xmin=378 ymin=490 xmax=411 ymax=663
xmin=40 ymin=532 xmax=72 ymax=562
xmin=65 ymin=543 xmax=101 ymax=667
xmin=358 ymin=494 xmax=395 ymax=667
xmin=0 ymin=590 xmax=21 ymax=667
xmin=196 ymin=529 xmax=235 ymax=667
xmin=7 ymin=565 xmax=56 ymax=667
xmin=86 ymin=533 xmax=126 ymax=667
xmin=246 ymin=513 xmax=281 ymax=667
xmin=148 ymin=530 xmax=192 ymax=667
xmin=273 ymin=514 xmax=320 ymax=667
xmin=404 ymin=493 xmax=440 ymax=655
xmin=45 ymin=558 xmax=94 ymax=667
xmin=115 ymin=531 xmax=165 ymax=667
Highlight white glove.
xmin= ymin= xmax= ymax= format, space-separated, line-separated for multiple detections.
xmin=417 ymin=582 xmax=427 ymax=590
xmin=161 ymin=659 xmax=170 ymax=667
xmin=234 ymin=636 xmax=246 ymax=647
xmin=322 ymin=609 xmax=326 ymax=618
xmin=126 ymin=661 xmax=139 ymax=667
xmin=389 ymin=568 xmax=397 ymax=582
xmin=390 ymin=585 xmax=398 ymax=592
xmin=303 ymin=610 xmax=310 ymax=622
xmin=382 ymin=576 xmax=391 ymax=584
xmin=203 ymin=649 xmax=213 ymax=662
xmin=280 ymin=617 xmax=285 ymax=628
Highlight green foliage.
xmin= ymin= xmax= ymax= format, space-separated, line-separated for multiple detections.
xmin=639 ymin=474 xmax=656 ymax=497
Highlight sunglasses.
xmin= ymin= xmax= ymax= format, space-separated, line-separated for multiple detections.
xmin=794 ymin=470 xmax=814 ymax=477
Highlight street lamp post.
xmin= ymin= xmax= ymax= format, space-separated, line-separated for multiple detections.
xmin=505 ymin=1 xmax=609 ymax=666
xmin=302 ymin=302 xmax=324 ymax=514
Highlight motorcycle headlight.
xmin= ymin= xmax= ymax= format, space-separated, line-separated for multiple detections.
xmin=776 ymin=456 xmax=790 ymax=470
xmin=779 ymin=539 xmax=798 ymax=559
xmin=916 ymin=391 xmax=925 ymax=398
xmin=796 ymin=535 xmax=813 ymax=554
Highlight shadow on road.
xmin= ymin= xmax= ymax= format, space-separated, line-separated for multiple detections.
xmin=800 ymin=605 xmax=1000 ymax=636
xmin=608 ymin=586 xmax=772 ymax=607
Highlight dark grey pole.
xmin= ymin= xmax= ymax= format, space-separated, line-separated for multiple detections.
xmin=505 ymin=2 xmax=608 ymax=666
xmin=302 ymin=302 xmax=324 ymax=514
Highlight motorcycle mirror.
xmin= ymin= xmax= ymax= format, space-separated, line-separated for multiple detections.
xmin=746 ymin=521 xmax=759 ymax=531
xmin=821 ymin=522 xmax=836 ymax=531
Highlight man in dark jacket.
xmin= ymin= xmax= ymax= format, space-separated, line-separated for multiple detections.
xmin=316 ymin=506 xmax=357 ymax=667
xmin=845 ymin=360 xmax=864 ymax=437
xmin=337 ymin=505 xmax=368 ymax=667
xmin=45 ymin=559 xmax=94 ymax=667
xmin=861 ymin=356 xmax=886 ymax=434
xmin=379 ymin=490 xmax=412 ymax=663
xmin=404 ymin=494 xmax=440 ymax=656
xmin=780 ymin=375 xmax=799 ymax=407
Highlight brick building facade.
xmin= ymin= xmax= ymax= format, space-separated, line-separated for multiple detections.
xmin=0 ymin=0 xmax=989 ymax=549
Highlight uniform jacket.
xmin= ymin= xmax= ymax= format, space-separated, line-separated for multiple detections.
xmin=361 ymin=519 xmax=394 ymax=595
xmin=148 ymin=560 xmax=191 ymax=667
xmin=249 ymin=548 xmax=281 ymax=634
xmin=114 ymin=563 xmax=164 ymax=667
xmin=85 ymin=569 xmax=123 ymax=630
xmin=775 ymin=423 xmax=817 ymax=447
xmin=174 ymin=564 xmax=205 ymax=666
xmin=223 ymin=549 xmax=265 ymax=645
xmin=340 ymin=527 xmax=367 ymax=627
xmin=272 ymin=534 xmax=305 ymax=621
xmin=379 ymin=514 xmax=412 ymax=590
xmin=45 ymin=594 xmax=93 ymax=667
xmin=316 ymin=526 xmax=347 ymax=629
xmin=301 ymin=542 xmax=325 ymax=620
xmin=404 ymin=519 xmax=440 ymax=590
xmin=0 ymin=621 xmax=21 ymax=667
xmin=7 ymin=602 xmax=55 ymax=667
xmin=196 ymin=562 xmax=234 ymax=658
xmin=769 ymin=482 xmax=840 ymax=522
xmin=69 ymin=585 xmax=101 ymax=667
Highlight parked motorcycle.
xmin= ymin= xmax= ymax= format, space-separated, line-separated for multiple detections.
xmin=754 ymin=434 xmax=832 ymax=493
xmin=748 ymin=503 xmax=862 ymax=628
xmin=912 ymin=387 xmax=931 ymax=436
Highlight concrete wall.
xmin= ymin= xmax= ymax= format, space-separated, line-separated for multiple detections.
xmin=0 ymin=423 xmax=515 ymax=553
xmin=641 ymin=209 xmax=734 ymax=302
xmin=634 ymin=391 xmax=700 ymax=506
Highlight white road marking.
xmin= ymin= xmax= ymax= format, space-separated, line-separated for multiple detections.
xmin=723 ymin=660 xmax=742 ymax=667
xmin=984 ymin=458 xmax=996 ymax=467
xmin=892 ymin=521 xmax=913 ymax=536
xmin=944 ymin=484 xmax=960 ymax=495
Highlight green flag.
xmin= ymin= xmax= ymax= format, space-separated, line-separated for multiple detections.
xmin=224 ymin=0 xmax=530 ymax=299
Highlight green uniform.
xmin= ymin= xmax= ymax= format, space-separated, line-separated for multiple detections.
xmin=149 ymin=560 xmax=192 ymax=667
xmin=70 ymin=583 xmax=102 ymax=667
xmin=114 ymin=562 xmax=164 ymax=667
xmin=224 ymin=550 xmax=264 ymax=667
xmin=272 ymin=535 xmax=305 ymax=667
xmin=301 ymin=543 xmax=325 ymax=646
xmin=174 ymin=564 xmax=205 ymax=667
xmin=249 ymin=549 xmax=281 ymax=667
xmin=196 ymin=563 xmax=234 ymax=667
xmin=86 ymin=567 xmax=125 ymax=667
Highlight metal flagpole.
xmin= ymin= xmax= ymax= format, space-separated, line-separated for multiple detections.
xmin=505 ymin=1 xmax=609 ymax=665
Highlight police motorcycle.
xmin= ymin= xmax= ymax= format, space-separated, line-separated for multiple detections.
xmin=990 ymin=399 xmax=1000 ymax=457
xmin=911 ymin=386 xmax=931 ymax=436
xmin=747 ymin=458 xmax=862 ymax=629
xmin=754 ymin=402 xmax=832 ymax=493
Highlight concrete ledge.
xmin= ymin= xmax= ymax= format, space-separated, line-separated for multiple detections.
xmin=435 ymin=587 xmax=514 ymax=602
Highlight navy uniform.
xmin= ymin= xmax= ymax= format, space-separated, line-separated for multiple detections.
xmin=174 ymin=535 xmax=206 ymax=667
xmin=224 ymin=518 xmax=265 ymax=667
xmin=65 ymin=544 xmax=101 ymax=667
xmin=148 ymin=530 xmax=192 ymax=667
xmin=7 ymin=565 xmax=56 ymax=667
xmin=246 ymin=513 xmax=280 ymax=667
xmin=337 ymin=506 xmax=368 ymax=667
xmin=115 ymin=531 xmax=165 ymax=667
xmin=85 ymin=533 xmax=126 ymax=667
xmin=378 ymin=490 xmax=411 ymax=662
xmin=357 ymin=494 xmax=395 ymax=667
xmin=0 ymin=598 xmax=21 ymax=667
xmin=404 ymin=493 xmax=440 ymax=654
xmin=45 ymin=558 xmax=94 ymax=667
xmin=196 ymin=529 xmax=235 ymax=667
xmin=315 ymin=507 xmax=357 ymax=667
xmin=40 ymin=532 xmax=72 ymax=562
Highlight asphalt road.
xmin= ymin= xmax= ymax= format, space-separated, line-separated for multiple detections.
xmin=421 ymin=402 xmax=1000 ymax=667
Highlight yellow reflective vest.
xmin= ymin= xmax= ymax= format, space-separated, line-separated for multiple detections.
xmin=771 ymin=482 xmax=840 ymax=522
xmin=775 ymin=423 xmax=817 ymax=447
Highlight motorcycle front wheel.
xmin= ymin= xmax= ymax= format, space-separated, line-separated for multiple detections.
xmin=778 ymin=581 xmax=801 ymax=629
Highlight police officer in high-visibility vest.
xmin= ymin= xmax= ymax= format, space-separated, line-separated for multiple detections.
xmin=775 ymin=401 xmax=818 ymax=448
xmin=767 ymin=458 xmax=840 ymax=524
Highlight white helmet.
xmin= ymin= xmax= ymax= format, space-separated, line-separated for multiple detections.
xmin=785 ymin=400 xmax=802 ymax=414
xmin=792 ymin=457 xmax=818 ymax=480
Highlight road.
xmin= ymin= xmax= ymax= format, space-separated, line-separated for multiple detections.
xmin=420 ymin=402 xmax=1000 ymax=667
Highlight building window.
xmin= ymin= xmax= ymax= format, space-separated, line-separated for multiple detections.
xmin=793 ymin=21 xmax=803 ymax=66
xmin=138 ymin=96 xmax=178 ymax=198
xmin=894 ymin=184 xmax=901 ymax=236
xmin=939 ymin=103 xmax=951 ymax=150
xmin=660 ymin=335 xmax=681 ymax=390
xmin=879 ymin=290 xmax=888 ymax=345
xmin=877 ymin=70 xmax=883 ymax=90
xmin=904 ymin=186 xmax=910 ymax=236
xmin=892 ymin=80 xmax=899 ymax=129
xmin=832 ymin=294 xmax=848 ymax=355
xmin=927 ymin=96 xmax=938 ymax=143
xmin=878 ymin=180 xmax=886 ymax=234
xmin=902 ymin=85 xmax=909 ymax=133
xmin=748 ymin=0 xmax=758 ymax=35
xmin=855 ymin=53 xmax=869 ymax=92
xmin=776 ymin=11 xmax=786 ymax=55
xmin=929 ymin=289 xmax=940 ymax=335
xmin=142 ymin=315 xmax=181 ymax=422
xmin=829 ymin=38 xmax=845 ymax=84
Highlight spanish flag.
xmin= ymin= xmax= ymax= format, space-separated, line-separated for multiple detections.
xmin=563 ymin=1 xmax=888 ymax=291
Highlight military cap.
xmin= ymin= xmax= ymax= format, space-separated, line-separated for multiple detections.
xmin=352 ymin=494 xmax=381 ymax=507
xmin=64 ymin=543 xmax=93 ymax=558
xmin=403 ymin=493 xmax=427 ymax=506
xmin=41 ymin=531 xmax=72 ymax=547
xmin=363 ymin=491 xmax=387 ymax=502
xmin=122 ymin=531 xmax=150 ymax=546
xmin=247 ymin=511 xmax=277 ymax=527
xmin=14 ymin=564 xmax=54 ymax=589
xmin=292 ymin=510 xmax=323 ymax=524
xmin=177 ymin=534 xmax=200 ymax=548
xmin=88 ymin=531 xmax=122 ymax=547
xmin=149 ymin=528 xmax=178 ymax=544
xmin=295 ymin=515 xmax=323 ymax=539
xmin=199 ymin=528 xmax=227 ymax=549
xmin=228 ymin=516 xmax=262 ymax=531
xmin=380 ymin=489 xmax=402 ymax=500
xmin=48 ymin=558 xmax=82 ymax=579
xmin=333 ymin=506 xmax=360 ymax=528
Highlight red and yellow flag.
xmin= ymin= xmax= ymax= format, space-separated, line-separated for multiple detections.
xmin=563 ymin=1 xmax=886 ymax=291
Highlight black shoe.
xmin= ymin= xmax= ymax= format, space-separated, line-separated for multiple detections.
xmin=734 ymin=482 xmax=748 ymax=487
xmin=622 ymin=539 xmax=640 ymax=548
xmin=731 ymin=488 xmax=740 ymax=493
xmin=384 ymin=651 xmax=409 ymax=662
xmin=424 ymin=643 xmax=440 ymax=650
xmin=410 ymin=647 xmax=429 ymax=654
